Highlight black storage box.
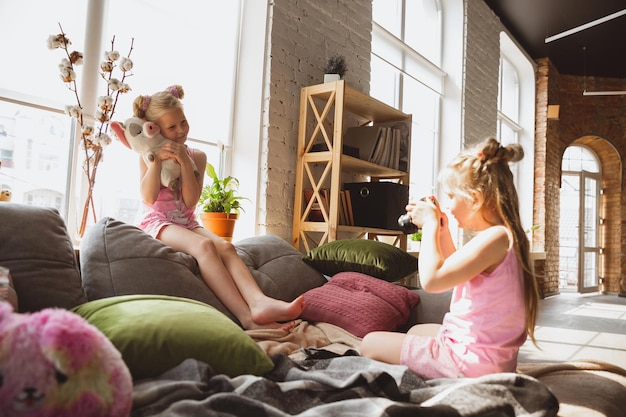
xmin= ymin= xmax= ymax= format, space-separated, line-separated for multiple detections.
xmin=344 ymin=182 xmax=408 ymax=230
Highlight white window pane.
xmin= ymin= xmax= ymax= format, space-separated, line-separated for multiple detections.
xmin=402 ymin=78 xmax=439 ymax=198
xmin=0 ymin=0 xmax=87 ymax=104
xmin=106 ymin=0 xmax=240 ymax=144
xmin=371 ymin=55 xmax=400 ymax=108
xmin=499 ymin=57 xmax=519 ymax=121
xmin=93 ymin=1 xmax=241 ymax=226
xmin=562 ymin=145 xmax=599 ymax=173
xmin=405 ymin=0 xmax=441 ymax=65
xmin=0 ymin=1 xmax=242 ymax=238
xmin=373 ymin=0 xmax=403 ymax=38
xmin=0 ymin=102 xmax=72 ymax=215
xmin=372 ymin=0 xmax=444 ymax=203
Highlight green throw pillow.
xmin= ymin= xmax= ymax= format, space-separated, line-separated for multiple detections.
xmin=302 ymin=239 xmax=417 ymax=282
xmin=72 ymin=295 xmax=274 ymax=379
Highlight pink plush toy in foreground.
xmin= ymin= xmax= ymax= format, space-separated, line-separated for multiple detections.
xmin=111 ymin=117 xmax=181 ymax=191
xmin=0 ymin=303 xmax=132 ymax=417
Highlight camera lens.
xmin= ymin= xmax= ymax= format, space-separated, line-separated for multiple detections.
xmin=398 ymin=214 xmax=419 ymax=234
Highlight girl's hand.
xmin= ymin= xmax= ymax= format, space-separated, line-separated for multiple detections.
xmin=406 ymin=195 xmax=440 ymax=228
xmin=156 ymin=141 xmax=190 ymax=165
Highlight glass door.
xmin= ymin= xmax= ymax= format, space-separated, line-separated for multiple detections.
xmin=559 ymin=171 xmax=599 ymax=293
xmin=559 ymin=173 xmax=579 ymax=291
xmin=580 ymin=172 xmax=599 ymax=293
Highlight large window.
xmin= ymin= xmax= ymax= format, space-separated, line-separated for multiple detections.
xmin=0 ymin=0 xmax=241 ymax=238
xmin=371 ymin=0 xmax=445 ymax=198
xmin=497 ymin=55 xmax=521 ymax=178
xmin=498 ymin=32 xmax=535 ymax=231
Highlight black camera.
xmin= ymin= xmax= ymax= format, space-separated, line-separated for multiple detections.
xmin=397 ymin=213 xmax=419 ymax=234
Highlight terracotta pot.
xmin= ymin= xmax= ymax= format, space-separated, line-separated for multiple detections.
xmin=199 ymin=212 xmax=238 ymax=242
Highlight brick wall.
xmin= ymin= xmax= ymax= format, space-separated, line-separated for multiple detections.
xmin=260 ymin=0 xmax=505 ymax=238
xmin=259 ymin=0 xmax=626 ymax=295
xmin=535 ymin=58 xmax=626 ymax=295
xmin=260 ymin=0 xmax=372 ymax=237
xmin=463 ymin=0 xmax=500 ymax=146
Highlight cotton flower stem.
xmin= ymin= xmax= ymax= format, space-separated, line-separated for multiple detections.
xmin=78 ymin=147 xmax=102 ymax=237
xmin=51 ymin=24 xmax=134 ymax=238
xmin=57 ymin=23 xmax=83 ymax=112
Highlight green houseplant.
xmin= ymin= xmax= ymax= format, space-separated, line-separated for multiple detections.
xmin=198 ymin=163 xmax=249 ymax=241
xmin=323 ymin=54 xmax=347 ymax=83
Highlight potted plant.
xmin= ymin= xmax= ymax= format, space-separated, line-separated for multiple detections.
xmin=198 ymin=163 xmax=249 ymax=241
xmin=409 ymin=229 xmax=422 ymax=252
xmin=323 ymin=54 xmax=347 ymax=83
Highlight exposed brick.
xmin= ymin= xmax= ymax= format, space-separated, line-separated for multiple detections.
xmin=535 ymin=59 xmax=626 ymax=295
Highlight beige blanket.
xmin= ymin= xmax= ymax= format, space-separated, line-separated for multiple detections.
xmin=246 ymin=319 xmax=361 ymax=360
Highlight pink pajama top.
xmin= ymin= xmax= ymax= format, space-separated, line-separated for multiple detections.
xmin=440 ymin=248 xmax=527 ymax=377
xmin=138 ymin=148 xmax=201 ymax=238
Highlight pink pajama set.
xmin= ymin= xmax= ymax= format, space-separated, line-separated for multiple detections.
xmin=138 ymin=148 xmax=202 ymax=239
xmin=401 ymin=248 xmax=527 ymax=379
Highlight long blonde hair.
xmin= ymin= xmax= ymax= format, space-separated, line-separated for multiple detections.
xmin=439 ymin=137 xmax=540 ymax=344
xmin=132 ymin=84 xmax=185 ymax=121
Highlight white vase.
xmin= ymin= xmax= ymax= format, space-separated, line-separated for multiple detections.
xmin=324 ymin=74 xmax=341 ymax=83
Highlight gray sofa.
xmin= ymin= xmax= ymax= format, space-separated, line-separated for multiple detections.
xmin=2 ymin=203 xmax=626 ymax=417
xmin=0 ymin=202 xmax=449 ymax=327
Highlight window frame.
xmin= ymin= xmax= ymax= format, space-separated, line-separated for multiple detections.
xmin=371 ymin=0 xmax=446 ymax=200
xmin=498 ymin=32 xmax=536 ymax=233
xmin=0 ymin=0 xmax=243 ymax=241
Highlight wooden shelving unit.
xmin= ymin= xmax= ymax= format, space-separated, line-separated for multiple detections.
xmin=292 ymin=80 xmax=412 ymax=253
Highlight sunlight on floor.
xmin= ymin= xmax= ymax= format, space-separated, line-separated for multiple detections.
xmin=564 ymin=304 xmax=626 ymax=320
xmin=519 ymin=298 xmax=626 ymax=369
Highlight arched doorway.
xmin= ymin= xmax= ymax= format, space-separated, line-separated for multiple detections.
xmin=559 ymin=145 xmax=600 ymax=293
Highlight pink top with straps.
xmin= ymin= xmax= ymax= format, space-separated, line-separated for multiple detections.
xmin=138 ymin=148 xmax=201 ymax=238
xmin=441 ymin=247 xmax=527 ymax=377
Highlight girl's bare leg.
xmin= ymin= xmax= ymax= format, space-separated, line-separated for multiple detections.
xmin=407 ymin=323 xmax=442 ymax=336
xmin=159 ymin=225 xmax=303 ymax=329
xmin=361 ymin=324 xmax=441 ymax=364
xmin=360 ymin=331 xmax=406 ymax=364
xmin=198 ymin=229 xmax=304 ymax=324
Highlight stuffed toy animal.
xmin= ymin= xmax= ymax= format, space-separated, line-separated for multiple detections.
xmin=110 ymin=117 xmax=181 ymax=191
xmin=0 ymin=189 xmax=11 ymax=202
xmin=0 ymin=303 xmax=132 ymax=417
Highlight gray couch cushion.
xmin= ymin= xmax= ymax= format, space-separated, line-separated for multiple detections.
xmin=235 ymin=235 xmax=329 ymax=303
xmin=0 ymin=203 xmax=86 ymax=312
xmin=80 ymin=217 xmax=327 ymax=324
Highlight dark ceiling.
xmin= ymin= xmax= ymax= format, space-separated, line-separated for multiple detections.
xmin=484 ymin=0 xmax=626 ymax=79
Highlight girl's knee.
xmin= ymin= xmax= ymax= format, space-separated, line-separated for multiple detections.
xmin=214 ymin=239 xmax=237 ymax=257
xmin=360 ymin=332 xmax=383 ymax=359
xmin=196 ymin=238 xmax=219 ymax=256
xmin=361 ymin=331 xmax=404 ymax=364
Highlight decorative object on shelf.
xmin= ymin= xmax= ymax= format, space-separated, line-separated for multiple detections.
xmin=47 ymin=23 xmax=135 ymax=237
xmin=323 ymin=54 xmax=347 ymax=83
xmin=0 ymin=188 xmax=11 ymax=202
xmin=198 ymin=162 xmax=249 ymax=241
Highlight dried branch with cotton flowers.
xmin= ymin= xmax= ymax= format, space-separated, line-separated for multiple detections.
xmin=47 ymin=23 xmax=134 ymax=237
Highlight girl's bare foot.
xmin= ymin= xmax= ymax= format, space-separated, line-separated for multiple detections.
xmin=241 ymin=319 xmax=297 ymax=331
xmin=250 ymin=295 xmax=305 ymax=326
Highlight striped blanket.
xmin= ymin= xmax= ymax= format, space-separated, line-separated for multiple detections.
xmin=132 ymin=349 xmax=559 ymax=417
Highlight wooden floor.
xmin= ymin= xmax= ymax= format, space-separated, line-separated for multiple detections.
xmin=519 ymin=292 xmax=626 ymax=369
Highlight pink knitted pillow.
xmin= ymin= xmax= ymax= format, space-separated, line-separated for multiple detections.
xmin=299 ymin=271 xmax=419 ymax=338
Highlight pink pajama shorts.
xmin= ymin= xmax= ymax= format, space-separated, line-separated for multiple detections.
xmin=400 ymin=334 xmax=464 ymax=379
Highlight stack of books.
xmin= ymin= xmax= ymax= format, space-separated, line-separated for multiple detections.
xmin=342 ymin=125 xmax=408 ymax=171
xmin=303 ymin=188 xmax=354 ymax=225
